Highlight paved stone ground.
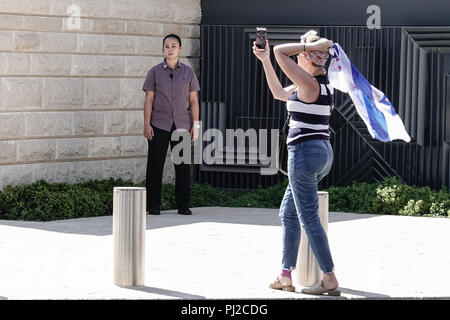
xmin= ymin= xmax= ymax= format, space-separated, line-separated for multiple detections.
xmin=0 ymin=207 xmax=449 ymax=300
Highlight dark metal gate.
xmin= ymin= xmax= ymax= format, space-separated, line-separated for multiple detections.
xmin=196 ymin=25 xmax=450 ymax=190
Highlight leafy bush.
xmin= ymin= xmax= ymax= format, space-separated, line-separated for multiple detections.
xmin=0 ymin=179 xmax=133 ymax=221
xmin=327 ymin=177 xmax=450 ymax=217
xmin=0 ymin=176 xmax=448 ymax=221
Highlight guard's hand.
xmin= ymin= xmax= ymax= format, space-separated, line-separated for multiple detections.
xmin=253 ymin=40 xmax=270 ymax=62
xmin=190 ymin=127 xmax=199 ymax=142
xmin=144 ymin=123 xmax=154 ymax=140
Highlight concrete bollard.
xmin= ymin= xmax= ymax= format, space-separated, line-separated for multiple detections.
xmin=296 ymin=191 xmax=329 ymax=287
xmin=113 ymin=187 xmax=146 ymax=287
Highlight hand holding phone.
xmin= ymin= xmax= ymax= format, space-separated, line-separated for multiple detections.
xmin=255 ymin=27 xmax=267 ymax=50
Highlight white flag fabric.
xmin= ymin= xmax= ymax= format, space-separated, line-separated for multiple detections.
xmin=328 ymin=43 xmax=411 ymax=142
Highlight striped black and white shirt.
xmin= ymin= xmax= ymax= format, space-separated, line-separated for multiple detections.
xmin=286 ymin=74 xmax=333 ymax=145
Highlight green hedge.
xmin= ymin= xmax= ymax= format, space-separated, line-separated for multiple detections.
xmin=0 ymin=177 xmax=448 ymax=221
xmin=327 ymin=177 xmax=450 ymax=217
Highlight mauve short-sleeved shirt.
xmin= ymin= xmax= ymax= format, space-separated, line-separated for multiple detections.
xmin=142 ymin=59 xmax=200 ymax=132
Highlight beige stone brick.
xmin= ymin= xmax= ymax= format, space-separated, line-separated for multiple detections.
xmin=91 ymin=19 xmax=125 ymax=34
xmin=26 ymin=112 xmax=73 ymax=137
xmin=0 ymin=30 xmax=14 ymax=51
xmin=136 ymin=36 xmax=163 ymax=55
xmin=104 ymin=35 xmax=136 ymax=54
xmin=73 ymin=111 xmax=104 ymax=135
xmin=23 ymin=16 xmax=62 ymax=32
xmin=0 ymin=164 xmax=35 ymax=188
xmin=51 ymin=0 xmax=75 ymax=15
xmin=0 ymin=113 xmax=26 ymax=138
xmin=72 ymin=55 xmax=125 ymax=76
xmin=33 ymin=161 xmax=72 ymax=183
xmin=31 ymin=54 xmax=71 ymax=75
xmin=0 ymin=141 xmax=17 ymax=163
xmin=125 ymin=56 xmax=160 ymax=76
xmin=61 ymin=16 xmax=92 ymax=32
xmin=78 ymin=34 xmax=103 ymax=53
xmin=4 ymin=53 xmax=31 ymax=74
xmin=75 ymin=0 xmax=111 ymax=18
xmin=162 ymin=23 xmax=200 ymax=38
xmin=125 ymin=21 xmax=163 ymax=36
xmin=88 ymin=137 xmax=120 ymax=158
xmin=40 ymin=32 xmax=77 ymax=53
xmin=104 ymin=111 xmax=126 ymax=134
xmin=42 ymin=78 xmax=83 ymax=108
xmin=120 ymin=79 xmax=145 ymax=108
xmin=84 ymin=78 xmax=120 ymax=107
xmin=145 ymin=1 xmax=175 ymax=21
xmin=119 ymin=135 xmax=147 ymax=156
xmin=56 ymin=138 xmax=89 ymax=160
xmin=0 ymin=14 xmax=24 ymax=30
xmin=96 ymin=56 xmax=125 ymax=76
xmin=14 ymin=31 xmax=40 ymax=51
xmin=157 ymin=0 xmax=201 ymax=3
xmin=71 ymin=54 xmax=96 ymax=75
xmin=181 ymin=38 xmax=201 ymax=57
xmin=104 ymin=158 xmax=134 ymax=182
xmin=28 ymin=0 xmax=53 ymax=15
xmin=0 ymin=54 xmax=4 ymax=74
xmin=126 ymin=111 xmax=144 ymax=133
xmin=110 ymin=0 xmax=146 ymax=20
xmin=71 ymin=160 xmax=105 ymax=183
xmin=180 ymin=57 xmax=200 ymax=75
xmin=0 ymin=0 xmax=38 ymax=14
xmin=17 ymin=139 xmax=56 ymax=162
xmin=1 ymin=77 xmax=42 ymax=109
xmin=173 ymin=2 xmax=202 ymax=24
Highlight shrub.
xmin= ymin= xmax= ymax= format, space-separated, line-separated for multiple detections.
xmin=0 ymin=177 xmax=448 ymax=221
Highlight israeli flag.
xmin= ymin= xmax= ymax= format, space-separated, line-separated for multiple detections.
xmin=328 ymin=43 xmax=411 ymax=142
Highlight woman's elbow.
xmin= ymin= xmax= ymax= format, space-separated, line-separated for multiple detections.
xmin=273 ymin=45 xmax=281 ymax=56
xmin=272 ymin=92 xmax=288 ymax=102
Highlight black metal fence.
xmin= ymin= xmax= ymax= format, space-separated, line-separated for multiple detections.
xmin=196 ymin=25 xmax=450 ymax=190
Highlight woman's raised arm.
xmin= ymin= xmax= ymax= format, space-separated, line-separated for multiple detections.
xmin=253 ymin=40 xmax=296 ymax=102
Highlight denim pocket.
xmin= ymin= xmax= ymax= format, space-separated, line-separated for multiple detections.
xmin=302 ymin=140 xmax=329 ymax=173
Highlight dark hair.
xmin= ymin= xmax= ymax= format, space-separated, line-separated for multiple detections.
xmin=162 ymin=34 xmax=182 ymax=47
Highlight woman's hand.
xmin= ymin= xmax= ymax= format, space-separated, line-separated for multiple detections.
xmin=253 ymin=40 xmax=270 ymax=62
xmin=310 ymin=38 xmax=334 ymax=51
xmin=144 ymin=123 xmax=154 ymax=140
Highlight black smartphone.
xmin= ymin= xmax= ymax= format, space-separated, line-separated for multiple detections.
xmin=255 ymin=27 xmax=267 ymax=49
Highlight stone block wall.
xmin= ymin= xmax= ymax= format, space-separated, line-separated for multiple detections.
xmin=0 ymin=0 xmax=201 ymax=189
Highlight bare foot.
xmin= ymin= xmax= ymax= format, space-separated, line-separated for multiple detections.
xmin=322 ymin=272 xmax=339 ymax=290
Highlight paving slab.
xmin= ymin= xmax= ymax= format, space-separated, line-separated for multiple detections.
xmin=0 ymin=207 xmax=449 ymax=300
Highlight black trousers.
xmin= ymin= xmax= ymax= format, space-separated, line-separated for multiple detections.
xmin=146 ymin=124 xmax=191 ymax=211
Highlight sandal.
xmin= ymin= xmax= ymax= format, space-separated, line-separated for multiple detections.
xmin=268 ymin=277 xmax=296 ymax=292
xmin=301 ymin=281 xmax=341 ymax=296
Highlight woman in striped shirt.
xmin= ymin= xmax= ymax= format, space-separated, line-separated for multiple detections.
xmin=253 ymin=30 xmax=340 ymax=296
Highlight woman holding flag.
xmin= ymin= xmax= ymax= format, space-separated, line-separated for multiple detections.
xmin=253 ymin=30 xmax=340 ymax=296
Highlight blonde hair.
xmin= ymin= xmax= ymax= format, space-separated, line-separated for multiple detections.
xmin=300 ymin=30 xmax=321 ymax=43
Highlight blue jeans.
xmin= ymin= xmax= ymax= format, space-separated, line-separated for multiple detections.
xmin=279 ymin=138 xmax=335 ymax=274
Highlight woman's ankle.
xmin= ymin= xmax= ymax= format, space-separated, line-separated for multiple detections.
xmin=323 ymin=272 xmax=338 ymax=289
xmin=280 ymin=269 xmax=292 ymax=278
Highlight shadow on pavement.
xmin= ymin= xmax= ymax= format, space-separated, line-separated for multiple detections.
xmin=339 ymin=287 xmax=391 ymax=298
xmin=127 ymin=286 xmax=205 ymax=299
xmin=0 ymin=207 xmax=380 ymax=236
